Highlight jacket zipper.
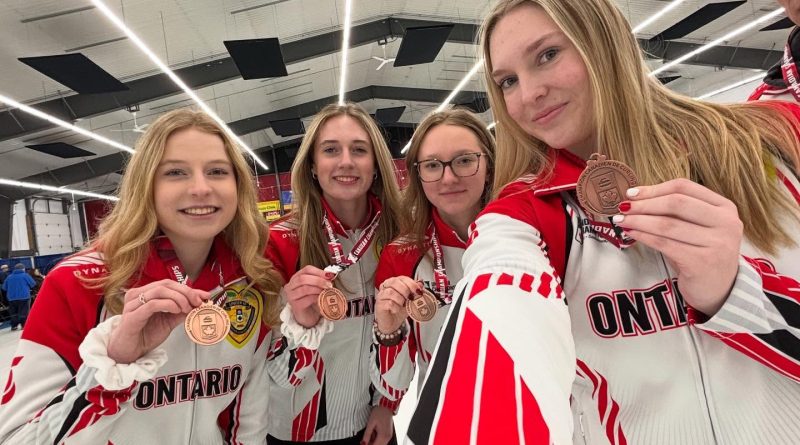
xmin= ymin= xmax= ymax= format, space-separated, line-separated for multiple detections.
xmin=353 ymin=229 xmax=364 ymax=436
xmin=188 ymin=342 xmax=198 ymax=443
xmin=659 ymin=253 xmax=719 ymax=444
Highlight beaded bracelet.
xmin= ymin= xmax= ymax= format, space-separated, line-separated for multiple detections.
xmin=373 ymin=321 xmax=406 ymax=346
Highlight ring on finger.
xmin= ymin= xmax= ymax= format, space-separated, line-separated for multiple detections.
xmin=138 ymin=293 xmax=147 ymax=306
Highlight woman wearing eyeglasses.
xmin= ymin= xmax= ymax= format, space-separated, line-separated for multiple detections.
xmin=370 ymin=109 xmax=495 ymax=407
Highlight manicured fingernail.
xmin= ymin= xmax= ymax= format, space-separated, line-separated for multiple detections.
xmin=325 ymin=272 xmax=336 ymax=280
xmin=612 ymin=214 xmax=625 ymax=224
xmin=626 ymin=188 xmax=640 ymax=198
xmin=618 ymin=201 xmax=631 ymax=213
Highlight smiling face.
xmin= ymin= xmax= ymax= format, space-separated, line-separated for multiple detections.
xmin=311 ymin=115 xmax=376 ymax=209
xmin=416 ymin=124 xmax=489 ymax=224
xmin=153 ymin=127 xmax=237 ymax=248
xmin=489 ymin=3 xmax=597 ymax=158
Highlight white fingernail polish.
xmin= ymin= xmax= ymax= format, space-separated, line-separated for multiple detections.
xmin=626 ymin=188 xmax=640 ymax=198
xmin=613 ymin=214 xmax=625 ymax=223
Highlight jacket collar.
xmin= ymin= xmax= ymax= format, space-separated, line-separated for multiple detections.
xmin=429 ymin=207 xmax=468 ymax=249
xmin=531 ymin=149 xmax=587 ymax=197
xmin=140 ymin=235 xmax=238 ymax=290
xmin=321 ymin=192 xmax=382 ymax=237
xmin=765 ymin=26 xmax=800 ymax=88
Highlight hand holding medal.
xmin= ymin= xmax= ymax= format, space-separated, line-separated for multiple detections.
xmin=374 ymin=276 xmax=425 ymax=334
xmin=108 ymin=279 xmax=209 ymax=364
xmin=283 ymin=265 xmax=333 ymax=327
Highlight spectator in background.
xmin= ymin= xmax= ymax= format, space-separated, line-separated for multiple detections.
xmin=27 ymin=268 xmax=44 ymax=302
xmin=0 ymin=264 xmax=9 ymax=329
xmin=750 ymin=1 xmax=800 ymax=100
xmin=0 ymin=263 xmax=9 ymax=302
xmin=2 ymin=263 xmax=35 ymax=331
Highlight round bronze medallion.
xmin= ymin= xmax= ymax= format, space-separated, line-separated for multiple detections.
xmin=576 ymin=153 xmax=638 ymax=218
xmin=406 ymin=289 xmax=438 ymax=323
xmin=318 ymin=287 xmax=348 ymax=321
xmin=185 ymin=301 xmax=231 ymax=346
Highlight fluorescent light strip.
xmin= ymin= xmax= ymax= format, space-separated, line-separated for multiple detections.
xmin=651 ymin=8 xmax=785 ymax=76
xmin=694 ymin=72 xmax=766 ymax=100
xmin=400 ymin=60 xmax=484 ymax=153
xmin=632 ymin=0 xmax=687 ymax=34
xmin=0 ymin=178 xmax=118 ymax=201
xmin=0 ymin=93 xmax=134 ymax=154
xmin=90 ymin=0 xmax=269 ymax=171
xmin=435 ymin=60 xmax=484 ymax=112
xmin=338 ymin=0 xmax=353 ymax=105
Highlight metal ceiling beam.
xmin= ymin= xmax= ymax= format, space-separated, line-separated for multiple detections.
xmin=0 ymin=16 xmax=782 ymax=143
xmin=638 ymin=38 xmax=782 ymax=70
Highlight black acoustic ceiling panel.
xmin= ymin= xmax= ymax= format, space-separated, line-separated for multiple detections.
xmin=18 ymin=53 xmax=128 ymax=94
xmin=760 ymin=17 xmax=795 ymax=32
xmin=649 ymin=1 xmax=746 ymax=42
xmin=27 ymin=142 xmax=95 ymax=158
xmin=269 ymin=118 xmax=304 ymax=137
xmin=394 ymin=24 xmax=454 ymax=67
xmin=375 ymin=106 xmax=406 ymax=124
xmin=657 ymin=75 xmax=682 ymax=85
xmin=224 ymin=38 xmax=288 ymax=79
xmin=457 ymin=95 xmax=490 ymax=113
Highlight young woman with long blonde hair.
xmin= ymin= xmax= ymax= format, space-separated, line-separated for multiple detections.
xmin=265 ymin=102 xmax=402 ymax=445
xmin=410 ymin=1 xmax=800 ymax=444
xmin=0 ymin=108 xmax=283 ymax=444
xmin=370 ymin=108 xmax=495 ymax=405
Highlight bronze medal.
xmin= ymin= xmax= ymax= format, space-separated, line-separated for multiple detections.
xmin=185 ymin=301 xmax=231 ymax=346
xmin=318 ymin=287 xmax=348 ymax=321
xmin=406 ymin=289 xmax=438 ymax=323
xmin=576 ymin=153 xmax=638 ymax=218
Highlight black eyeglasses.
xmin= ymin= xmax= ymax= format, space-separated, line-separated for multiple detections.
xmin=414 ymin=152 xmax=483 ymax=183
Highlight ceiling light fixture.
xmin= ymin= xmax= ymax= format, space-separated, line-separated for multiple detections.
xmin=90 ymin=0 xmax=269 ymax=171
xmin=632 ymin=0 xmax=688 ymax=34
xmin=0 ymin=178 xmax=118 ymax=201
xmin=338 ymin=0 xmax=354 ymax=105
xmin=694 ymin=72 xmax=766 ymax=100
xmin=0 ymin=93 xmax=134 ymax=154
xmin=400 ymin=60 xmax=484 ymax=153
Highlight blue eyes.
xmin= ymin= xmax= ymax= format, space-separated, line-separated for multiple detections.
xmin=496 ymin=47 xmax=560 ymax=90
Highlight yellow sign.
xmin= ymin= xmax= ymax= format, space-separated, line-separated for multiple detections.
xmin=258 ymin=200 xmax=282 ymax=221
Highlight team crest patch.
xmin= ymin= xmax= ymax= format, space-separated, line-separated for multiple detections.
xmin=222 ymin=278 xmax=263 ymax=348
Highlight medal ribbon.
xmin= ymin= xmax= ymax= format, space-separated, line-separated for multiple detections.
xmin=428 ymin=224 xmax=452 ymax=305
xmin=321 ymin=208 xmax=382 ymax=272
xmin=781 ymin=42 xmax=800 ymax=101
xmin=160 ymin=245 xmax=226 ymax=306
